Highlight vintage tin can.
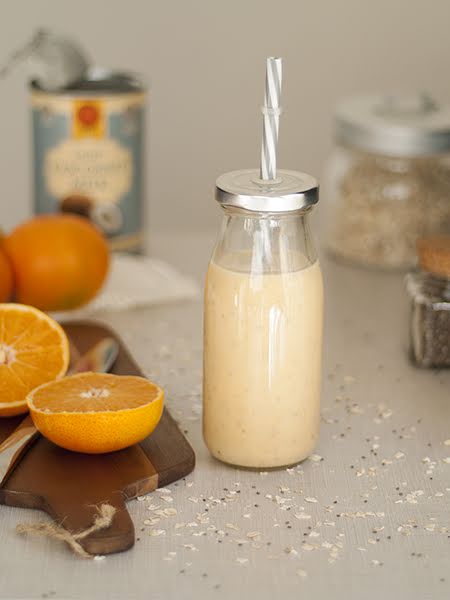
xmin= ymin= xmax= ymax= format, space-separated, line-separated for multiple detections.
xmin=31 ymin=67 xmax=146 ymax=252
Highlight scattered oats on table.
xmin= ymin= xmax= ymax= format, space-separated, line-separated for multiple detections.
xmin=302 ymin=543 xmax=315 ymax=552
xmin=150 ymin=529 xmax=166 ymax=537
xmin=295 ymin=513 xmax=312 ymax=520
xmin=246 ymin=532 xmax=261 ymax=539
xmin=309 ymin=454 xmax=323 ymax=462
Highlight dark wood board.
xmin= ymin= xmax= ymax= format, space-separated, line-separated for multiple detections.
xmin=0 ymin=321 xmax=195 ymax=555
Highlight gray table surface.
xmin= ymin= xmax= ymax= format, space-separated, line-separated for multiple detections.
xmin=1 ymin=230 xmax=449 ymax=600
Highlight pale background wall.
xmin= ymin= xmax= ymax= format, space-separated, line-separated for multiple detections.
xmin=1 ymin=0 xmax=450 ymax=236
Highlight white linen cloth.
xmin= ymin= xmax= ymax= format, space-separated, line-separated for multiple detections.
xmin=54 ymin=253 xmax=200 ymax=318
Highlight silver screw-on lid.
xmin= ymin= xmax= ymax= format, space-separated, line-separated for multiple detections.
xmin=215 ymin=168 xmax=318 ymax=213
xmin=335 ymin=93 xmax=450 ymax=157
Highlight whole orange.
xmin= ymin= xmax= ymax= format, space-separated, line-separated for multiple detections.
xmin=4 ymin=215 xmax=110 ymax=311
xmin=0 ymin=247 xmax=13 ymax=302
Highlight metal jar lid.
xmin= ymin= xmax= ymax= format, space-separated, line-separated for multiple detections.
xmin=335 ymin=93 xmax=450 ymax=157
xmin=215 ymin=168 xmax=318 ymax=213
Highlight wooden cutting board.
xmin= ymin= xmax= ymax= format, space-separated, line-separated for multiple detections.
xmin=0 ymin=321 xmax=195 ymax=555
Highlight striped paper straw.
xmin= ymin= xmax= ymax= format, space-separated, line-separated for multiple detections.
xmin=260 ymin=57 xmax=282 ymax=181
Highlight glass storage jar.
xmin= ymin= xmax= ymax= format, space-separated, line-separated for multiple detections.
xmin=406 ymin=236 xmax=450 ymax=367
xmin=203 ymin=169 xmax=323 ymax=469
xmin=322 ymin=94 xmax=450 ymax=269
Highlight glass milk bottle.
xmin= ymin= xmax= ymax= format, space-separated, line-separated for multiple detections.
xmin=203 ymin=169 xmax=323 ymax=468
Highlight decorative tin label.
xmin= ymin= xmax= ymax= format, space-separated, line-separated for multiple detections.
xmin=32 ymin=88 xmax=145 ymax=252
xmin=45 ymin=138 xmax=133 ymax=204
xmin=72 ymin=100 xmax=105 ymax=138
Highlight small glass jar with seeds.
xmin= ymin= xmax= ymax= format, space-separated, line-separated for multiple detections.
xmin=322 ymin=94 xmax=450 ymax=269
xmin=406 ymin=236 xmax=450 ymax=367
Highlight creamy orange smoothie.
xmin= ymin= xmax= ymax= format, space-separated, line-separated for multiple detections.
xmin=203 ymin=254 xmax=323 ymax=468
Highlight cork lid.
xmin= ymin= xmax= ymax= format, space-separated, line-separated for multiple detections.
xmin=417 ymin=236 xmax=450 ymax=278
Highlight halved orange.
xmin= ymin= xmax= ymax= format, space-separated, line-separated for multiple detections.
xmin=0 ymin=303 xmax=69 ymax=417
xmin=27 ymin=372 xmax=164 ymax=454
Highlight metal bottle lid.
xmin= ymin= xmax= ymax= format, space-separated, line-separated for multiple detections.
xmin=215 ymin=168 xmax=318 ymax=213
xmin=335 ymin=93 xmax=450 ymax=157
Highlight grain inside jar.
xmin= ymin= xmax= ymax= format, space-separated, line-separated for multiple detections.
xmin=322 ymin=94 xmax=450 ymax=269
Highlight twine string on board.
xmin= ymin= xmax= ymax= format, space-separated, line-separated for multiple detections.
xmin=16 ymin=503 xmax=116 ymax=559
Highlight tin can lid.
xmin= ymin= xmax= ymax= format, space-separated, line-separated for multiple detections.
xmin=31 ymin=67 xmax=146 ymax=94
xmin=27 ymin=29 xmax=90 ymax=91
xmin=335 ymin=93 xmax=450 ymax=157
xmin=215 ymin=169 xmax=318 ymax=213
